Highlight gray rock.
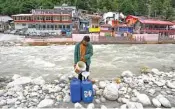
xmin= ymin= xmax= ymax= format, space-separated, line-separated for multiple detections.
xmin=148 ymin=89 xmax=155 ymax=95
xmin=99 ymin=81 xmax=107 ymax=89
xmin=7 ymin=98 xmax=17 ymax=105
xmin=152 ymin=98 xmax=161 ymax=108
xmin=166 ymin=81 xmax=175 ymax=89
xmin=15 ymin=101 xmax=21 ymax=105
xmin=157 ymin=96 xmax=171 ymax=108
xmin=131 ymin=97 xmax=138 ymax=102
xmin=37 ymin=99 xmax=55 ymax=108
xmin=100 ymin=97 xmax=106 ymax=103
xmin=2 ymin=106 xmax=8 ymax=109
xmin=30 ymin=92 xmax=39 ymax=97
xmin=74 ymin=103 xmax=83 ymax=109
xmin=121 ymin=98 xmax=130 ymax=104
xmin=87 ymin=103 xmax=95 ymax=109
xmin=120 ymin=104 xmax=127 ymax=109
xmin=123 ymin=77 xmax=133 ymax=84
xmin=0 ymin=100 xmax=6 ymax=106
xmin=0 ymin=90 xmax=5 ymax=97
xmin=96 ymin=89 xmax=103 ymax=96
xmin=101 ymin=105 xmax=107 ymax=109
xmin=103 ymin=83 xmax=119 ymax=101
xmin=63 ymin=94 xmax=70 ymax=103
xmin=95 ymin=99 xmax=101 ymax=104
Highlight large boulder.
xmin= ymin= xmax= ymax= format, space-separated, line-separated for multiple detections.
xmin=7 ymin=77 xmax=31 ymax=88
xmin=121 ymin=71 xmax=133 ymax=77
xmin=156 ymin=95 xmax=171 ymax=108
xmin=103 ymin=83 xmax=119 ymax=101
xmin=37 ymin=99 xmax=55 ymax=108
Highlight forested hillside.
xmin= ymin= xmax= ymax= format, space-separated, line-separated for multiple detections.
xmin=0 ymin=0 xmax=174 ymax=20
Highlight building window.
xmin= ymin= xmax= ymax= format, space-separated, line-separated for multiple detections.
xmin=55 ymin=25 xmax=58 ymax=30
xmin=63 ymin=25 xmax=65 ymax=29
xmin=62 ymin=16 xmax=69 ymax=21
xmin=66 ymin=25 xmax=70 ymax=29
xmin=59 ymin=25 xmax=62 ymax=29
xmin=51 ymin=25 xmax=54 ymax=30
xmin=43 ymin=25 xmax=46 ymax=30
xmin=46 ymin=16 xmax=51 ymax=20
xmin=32 ymin=24 xmax=36 ymax=28
xmin=22 ymin=24 xmax=26 ymax=26
xmin=28 ymin=24 xmax=32 ymax=28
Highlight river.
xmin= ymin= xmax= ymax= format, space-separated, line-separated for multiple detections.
xmin=1 ymin=44 xmax=175 ymax=81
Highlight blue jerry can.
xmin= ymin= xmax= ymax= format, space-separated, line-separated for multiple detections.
xmin=70 ymin=78 xmax=81 ymax=103
xmin=81 ymin=79 xmax=94 ymax=103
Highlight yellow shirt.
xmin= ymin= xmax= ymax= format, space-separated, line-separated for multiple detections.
xmin=80 ymin=43 xmax=86 ymax=62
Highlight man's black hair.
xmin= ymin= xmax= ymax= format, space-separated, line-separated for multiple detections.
xmin=83 ymin=36 xmax=90 ymax=42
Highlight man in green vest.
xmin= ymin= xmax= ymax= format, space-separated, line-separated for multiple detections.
xmin=74 ymin=36 xmax=93 ymax=80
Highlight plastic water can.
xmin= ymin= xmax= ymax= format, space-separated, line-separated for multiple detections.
xmin=70 ymin=78 xmax=81 ymax=103
xmin=81 ymin=79 xmax=94 ymax=103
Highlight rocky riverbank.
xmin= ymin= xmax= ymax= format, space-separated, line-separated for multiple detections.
xmin=0 ymin=69 xmax=175 ymax=109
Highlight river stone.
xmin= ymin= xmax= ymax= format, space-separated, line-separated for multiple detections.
xmin=120 ymin=104 xmax=127 ymax=109
xmin=152 ymin=69 xmax=162 ymax=76
xmin=7 ymin=77 xmax=31 ymax=87
xmin=32 ymin=77 xmax=45 ymax=85
xmin=0 ymin=100 xmax=6 ymax=106
xmin=103 ymin=83 xmax=119 ymax=100
xmin=101 ymin=105 xmax=107 ymax=109
xmin=95 ymin=99 xmax=101 ymax=104
xmin=148 ymin=89 xmax=155 ymax=95
xmin=37 ymin=99 xmax=54 ymax=108
xmin=96 ymin=89 xmax=103 ymax=96
xmin=166 ymin=81 xmax=175 ymax=89
xmin=126 ymin=102 xmax=136 ymax=109
xmin=30 ymin=92 xmax=39 ymax=97
xmin=99 ymin=81 xmax=107 ymax=89
xmin=122 ymin=71 xmax=133 ymax=77
xmin=87 ymin=103 xmax=95 ymax=109
xmin=100 ymin=96 xmax=106 ymax=103
xmin=152 ymin=98 xmax=161 ymax=108
xmin=12 ymin=74 xmax=21 ymax=80
xmin=157 ymin=96 xmax=171 ymax=108
xmin=136 ymin=93 xmax=151 ymax=106
xmin=123 ymin=77 xmax=133 ymax=84
xmin=7 ymin=98 xmax=17 ymax=105
xmin=135 ymin=102 xmax=144 ymax=109
xmin=74 ymin=103 xmax=83 ymax=108
xmin=131 ymin=97 xmax=138 ymax=102
xmin=63 ymin=94 xmax=70 ymax=103
xmin=15 ymin=101 xmax=21 ymax=105
xmin=0 ymin=90 xmax=5 ymax=96
xmin=122 ymin=98 xmax=130 ymax=104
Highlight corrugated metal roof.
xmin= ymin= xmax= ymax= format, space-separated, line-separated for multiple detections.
xmin=0 ymin=16 xmax=13 ymax=22
xmin=12 ymin=14 xmax=33 ymax=16
xmin=139 ymin=19 xmax=174 ymax=25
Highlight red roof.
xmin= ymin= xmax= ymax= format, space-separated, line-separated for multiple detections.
xmin=139 ymin=19 xmax=174 ymax=25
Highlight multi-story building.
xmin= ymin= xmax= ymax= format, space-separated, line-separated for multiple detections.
xmin=12 ymin=5 xmax=77 ymax=37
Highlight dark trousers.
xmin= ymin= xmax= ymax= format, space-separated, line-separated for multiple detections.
xmin=78 ymin=63 xmax=89 ymax=81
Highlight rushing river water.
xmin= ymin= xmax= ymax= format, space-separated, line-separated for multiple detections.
xmin=1 ymin=44 xmax=175 ymax=81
